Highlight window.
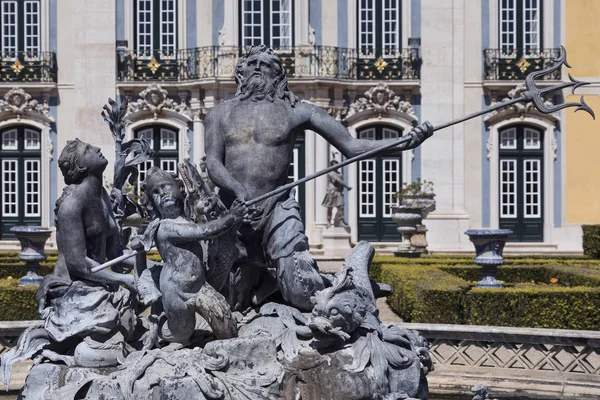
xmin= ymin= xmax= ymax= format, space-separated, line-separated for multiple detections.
xmin=358 ymin=0 xmax=400 ymax=59
xmin=499 ymin=0 xmax=542 ymax=56
xmin=135 ymin=125 xmax=178 ymax=193
xmin=0 ymin=0 xmax=40 ymax=60
xmin=240 ymin=0 xmax=293 ymax=49
xmin=357 ymin=125 xmax=403 ymax=242
xmin=0 ymin=126 xmax=42 ymax=239
xmin=135 ymin=0 xmax=177 ymax=59
xmin=498 ymin=125 xmax=544 ymax=242
xmin=356 ymin=0 xmax=407 ymax=79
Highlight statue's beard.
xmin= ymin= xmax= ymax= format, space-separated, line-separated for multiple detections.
xmin=239 ymin=74 xmax=276 ymax=102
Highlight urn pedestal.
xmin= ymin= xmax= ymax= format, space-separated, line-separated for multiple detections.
xmin=391 ymin=194 xmax=436 ymax=257
xmin=10 ymin=226 xmax=53 ymax=286
xmin=465 ymin=229 xmax=512 ymax=288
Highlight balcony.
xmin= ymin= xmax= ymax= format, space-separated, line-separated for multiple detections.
xmin=0 ymin=51 xmax=57 ymax=83
xmin=484 ymin=48 xmax=562 ymax=81
xmin=116 ymin=46 xmax=421 ymax=83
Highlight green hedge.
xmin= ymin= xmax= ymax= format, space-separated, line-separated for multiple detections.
xmin=583 ymin=225 xmax=600 ymax=259
xmin=469 ymin=285 xmax=600 ymax=330
xmin=375 ymin=260 xmax=600 ymax=330
xmin=0 ymin=279 xmax=39 ymax=321
xmin=380 ymin=264 xmax=469 ymax=324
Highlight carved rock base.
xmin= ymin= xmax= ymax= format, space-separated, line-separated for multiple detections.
xmin=21 ymin=318 xmax=430 ymax=400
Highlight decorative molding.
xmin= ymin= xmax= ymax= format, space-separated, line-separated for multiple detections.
xmin=308 ymin=24 xmax=316 ymax=46
xmin=326 ymin=106 xmax=347 ymax=121
xmin=551 ymin=135 xmax=558 ymax=161
xmin=0 ymin=88 xmax=54 ymax=124
xmin=486 ymin=133 xmax=493 ymax=160
xmin=346 ymin=83 xmax=417 ymax=120
xmin=484 ymin=83 xmax=559 ymax=126
xmin=126 ymin=84 xmax=192 ymax=120
xmin=218 ymin=29 xmax=226 ymax=46
xmin=46 ymin=133 xmax=54 ymax=161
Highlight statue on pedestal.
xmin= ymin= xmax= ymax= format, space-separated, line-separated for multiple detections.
xmin=322 ymin=159 xmax=352 ymax=229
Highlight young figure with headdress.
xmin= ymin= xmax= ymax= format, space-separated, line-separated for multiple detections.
xmin=136 ymin=166 xmax=247 ymax=346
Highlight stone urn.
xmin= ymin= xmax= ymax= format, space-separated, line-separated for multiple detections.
xmin=464 ymin=229 xmax=512 ymax=288
xmin=391 ymin=194 xmax=436 ymax=257
xmin=10 ymin=226 xmax=53 ymax=286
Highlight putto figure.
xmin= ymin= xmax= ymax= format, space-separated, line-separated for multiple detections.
xmin=205 ymin=45 xmax=433 ymax=310
xmin=322 ymin=159 xmax=352 ymax=228
xmin=137 ymin=166 xmax=247 ymax=344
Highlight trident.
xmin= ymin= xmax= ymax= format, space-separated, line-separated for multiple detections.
xmin=246 ymin=46 xmax=595 ymax=206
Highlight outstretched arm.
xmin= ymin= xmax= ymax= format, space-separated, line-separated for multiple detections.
xmin=205 ymin=110 xmax=251 ymax=200
xmin=302 ymin=103 xmax=432 ymax=158
xmin=160 ymin=199 xmax=247 ymax=243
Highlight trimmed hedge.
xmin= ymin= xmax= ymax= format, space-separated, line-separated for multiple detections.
xmin=0 ymin=279 xmax=39 ymax=321
xmin=583 ymin=225 xmax=600 ymax=259
xmin=374 ymin=259 xmax=600 ymax=330
xmin=380 ymin=264 xmax=469 ymax=324
xmin=469 ymin=285 xmax=600 ymax=330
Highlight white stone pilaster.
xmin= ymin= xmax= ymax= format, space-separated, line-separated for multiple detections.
xmin=420 ymin=0 xmax=471 ymax=251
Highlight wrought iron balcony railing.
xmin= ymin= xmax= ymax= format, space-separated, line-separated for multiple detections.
xmin=116 ymin=46 xmax=421 ymax=82
xmin=356 ymin=48 xmax=420 ymax=80
xmin=484 ymin=48 xmax=561 ymax=81
xmin=0 ymin=51 xmax=57 ymax=83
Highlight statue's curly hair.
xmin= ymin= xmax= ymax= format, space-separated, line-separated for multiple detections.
xmin=234 ymin=45 xmax=299 ymax=106
xmin=139 ymin=166 xmax=185 ymax=220
xmin=58 ymin=139 xmax=88 ymax=185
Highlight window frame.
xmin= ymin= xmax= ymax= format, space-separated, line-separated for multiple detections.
xmin=357 ymin=0 xmax=401 ymax=59
xmin=498 ymin=0 xmax=543 ymax=57
xmin=134 ymin=0 xmax=178 ymax=60
xmin=0 ymin=0 xmax=41 ymax=60
xmin=239 ymin=0 xmax=295 ymax=50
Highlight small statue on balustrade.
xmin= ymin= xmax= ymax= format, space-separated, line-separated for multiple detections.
xmin=322 ymin=159 xmax=352 ymax=229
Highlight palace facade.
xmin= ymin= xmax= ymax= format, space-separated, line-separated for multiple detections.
xmin=0 ymin=0 xmax=598 ymax=253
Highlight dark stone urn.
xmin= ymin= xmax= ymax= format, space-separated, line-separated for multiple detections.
xmin=10 ymin=226 xmax=52 ymax=286
xmin=464 ymin=229 xmax=512 ymax=288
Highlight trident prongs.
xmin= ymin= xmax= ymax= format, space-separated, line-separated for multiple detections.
xmin=522 ymin=46 xmax=595 ymax=119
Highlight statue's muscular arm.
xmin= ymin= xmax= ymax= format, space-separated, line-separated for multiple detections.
xmin=158 ymin=215 xmax=239 ymax=244
xmin=205 ymin=106 xmax=251 ymax=200
xmin=300 ymin=103 xmax=427 ymax=158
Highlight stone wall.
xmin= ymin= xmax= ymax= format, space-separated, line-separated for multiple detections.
xmin=397 ymin=322 xmax=600 ymax=399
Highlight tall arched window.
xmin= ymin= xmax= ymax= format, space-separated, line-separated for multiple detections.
xmin=135 ymin=125 xmax=179 ymax=192
xmin=1 ymin=125 xmax=41 ymax=239
xmin=499 ymin=124 xmax=543 ymax=242
xmin=357 ymin=125 xmax=402 ymax=241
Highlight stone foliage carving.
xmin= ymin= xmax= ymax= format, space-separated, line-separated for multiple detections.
xmin=0 ymin=88 xmax=53 ymax=122
xmin=484 ymin=83 xmax=558 ymax=124
xmin=346 ymin=83 xmax=416 ymax=119
xmin=127 ymin=84 xmax=191 ymax=120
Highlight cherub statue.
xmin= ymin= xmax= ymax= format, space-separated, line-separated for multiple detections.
xmin=136 ymin=166 xmax=247 ymax=347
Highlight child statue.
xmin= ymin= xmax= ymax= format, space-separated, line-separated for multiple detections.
xmin=136 ymin=166 xmax=247 ymax=346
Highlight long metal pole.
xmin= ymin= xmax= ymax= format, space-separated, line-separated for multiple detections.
xmin=247 ymin=96 xmax=524 ymax=206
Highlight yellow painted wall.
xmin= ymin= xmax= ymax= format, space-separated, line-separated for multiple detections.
xmin=566 ymin=0 xmax=600 ymax=77
xmin=566 ymin=95 xmax=600 ymax=223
